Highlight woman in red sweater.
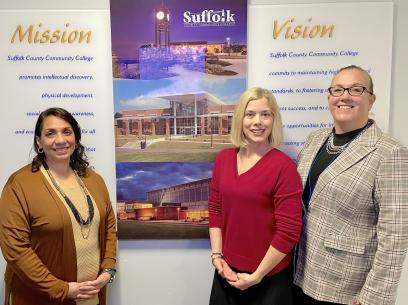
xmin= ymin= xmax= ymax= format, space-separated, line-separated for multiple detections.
xmin=208 ymin=87 xmax=302 ymax=305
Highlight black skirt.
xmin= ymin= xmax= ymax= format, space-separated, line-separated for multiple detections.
xmin=209 ymin=265 xmax=294 ymax=305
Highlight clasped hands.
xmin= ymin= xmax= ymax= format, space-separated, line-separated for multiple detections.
xmin=213 ymin=257 xmax=261 ymax=291
xmin=67 ymin=272 xmax=111 ymax=300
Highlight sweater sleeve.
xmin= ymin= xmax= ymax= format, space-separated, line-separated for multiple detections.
xmin=270 ymin=159 xmax=303 ymax=254
xmin=0 ymin=176 xmax=69 ymax=302
xmin=208 ymin=151 xmax=223 ymax=228
xmin=96 ymin=174 xmax=117 ymax=270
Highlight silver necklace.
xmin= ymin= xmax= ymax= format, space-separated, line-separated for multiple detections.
xmin=325 ymin=121 xmax=372 ymax=155
xmin=325 ymin=132 xmax=349 ymax=155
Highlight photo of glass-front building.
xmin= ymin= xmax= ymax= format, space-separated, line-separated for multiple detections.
xmin=115 ymin=91 xmax=235 ymax=137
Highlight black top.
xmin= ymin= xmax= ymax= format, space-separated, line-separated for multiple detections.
xmin=302 ymin=123 xmax=369 ymax=208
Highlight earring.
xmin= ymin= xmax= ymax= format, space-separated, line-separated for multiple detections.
xmin=38 ymin=148 xmax=44 ymax=153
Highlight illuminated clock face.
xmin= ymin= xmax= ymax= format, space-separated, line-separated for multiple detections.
xmin=156 ymin=11 xmax=165 ymax=20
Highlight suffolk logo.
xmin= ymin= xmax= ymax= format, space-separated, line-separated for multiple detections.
xmin=183 ymin=9 xmax=236 ymax=27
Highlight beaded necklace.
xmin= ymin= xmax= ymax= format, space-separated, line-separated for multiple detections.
xmin=44 ymin=163 xmax=94 ymax=239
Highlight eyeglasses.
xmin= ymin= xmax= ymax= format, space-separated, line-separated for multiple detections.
xmin=328 ymin=86 xmax=373 ymax=97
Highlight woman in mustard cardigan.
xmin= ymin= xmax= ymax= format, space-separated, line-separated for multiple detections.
xmin=0 ymin=107 xmax=116 ymax=305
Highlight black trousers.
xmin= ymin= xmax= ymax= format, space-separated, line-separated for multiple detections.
xmin=293 ymin=284 xmax=344 ymax=305
xmin=209 ymin=266 xmax=294 ymax=305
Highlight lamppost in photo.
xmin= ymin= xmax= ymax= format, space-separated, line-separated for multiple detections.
xmin=177 ymin=207 xmax=180 ymax=221
xmin=226 ymin=37 xmax=231 ymax=56
xmin=210 ymin=126 xmax=213 ymax=148
xmin=210 ymin=115 xmax=217 ymax=148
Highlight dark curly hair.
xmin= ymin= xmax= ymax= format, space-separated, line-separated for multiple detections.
xmin=32 ymin=107 xmax=89 ymax=176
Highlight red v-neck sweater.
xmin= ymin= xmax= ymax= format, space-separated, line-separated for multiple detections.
xmin=209 ymin=148 xmax=302 ymax=275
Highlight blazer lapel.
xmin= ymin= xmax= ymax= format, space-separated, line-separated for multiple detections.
xmin=309 ymin=122 xmax=381 ymax=205
xmin=298 ymin=129 xmax=331 ymax=184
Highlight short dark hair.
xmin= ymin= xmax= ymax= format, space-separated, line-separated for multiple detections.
xmin=336 ymin=65 xmax=374 ymax=93
xmin=32 ymin=107 xmax=89 ymax=176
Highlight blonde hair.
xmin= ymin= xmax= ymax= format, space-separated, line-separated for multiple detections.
xmin=231 ymin=87 xmax=283 ymax=148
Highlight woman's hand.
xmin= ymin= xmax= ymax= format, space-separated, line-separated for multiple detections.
xmin=67 ymin=282 xmax=95 ymax=300
xmin=67 ymin=273 xmax=111 ymax=300
xmin=227 ymin=272 xmax=261 ymax=290
xmin=80 ymin=272 xmax=111 ymax=294
xmin=213 ymin=257 xmax=238 ymax=282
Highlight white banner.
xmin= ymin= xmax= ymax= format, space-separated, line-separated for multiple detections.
xmin=0 ymin=9 xmax=116 ymax=194
xmin=248 ymin=2 xmax=393 ymax=158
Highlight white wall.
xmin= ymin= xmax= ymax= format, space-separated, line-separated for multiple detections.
xmin=1 ymin=0 xmax=407 ymax=305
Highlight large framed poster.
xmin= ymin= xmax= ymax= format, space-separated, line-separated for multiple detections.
xmin=110 ymin=0 xmax=247 ymax=239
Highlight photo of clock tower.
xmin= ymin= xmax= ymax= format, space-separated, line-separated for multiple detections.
xmin=155 ymin=4 xmax=170 ymax=48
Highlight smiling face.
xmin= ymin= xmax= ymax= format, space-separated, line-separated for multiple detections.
xmin=36 ymin=115 xmax=76 ymax=167
xmin=242 ymin=97 xmax=273 ymax=146
xmin=328 ymin=68 xmax=376 ymax=133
